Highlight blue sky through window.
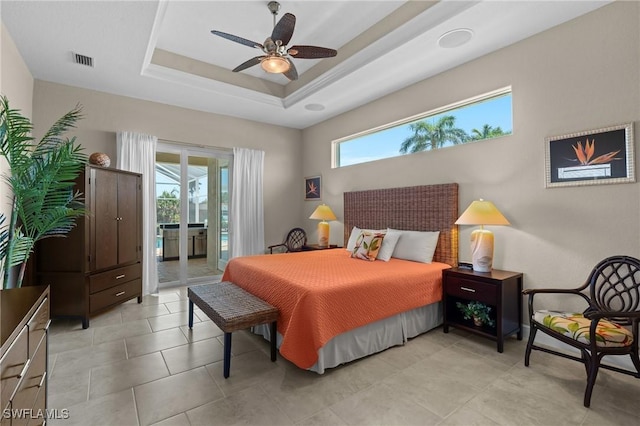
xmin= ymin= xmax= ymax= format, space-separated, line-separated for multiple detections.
xmin=336 ymin=92 xmax=512 ymax=167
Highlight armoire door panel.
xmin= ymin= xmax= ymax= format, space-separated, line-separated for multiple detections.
xmin=117 ymin=173 xmax=140 ymax=265
xmin=93 ymin=169 xmax=119 ymax=270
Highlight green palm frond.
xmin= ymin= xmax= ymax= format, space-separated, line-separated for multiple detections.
xmin=35 ymin=104 xmax=83 ymax=151
xmin=399 ymin=115 xmax=469 ymax=154
xmin=0 ymin=97 xmax=34 ymax=173
xmin=0 ymin=95 xmax=87 ymax=288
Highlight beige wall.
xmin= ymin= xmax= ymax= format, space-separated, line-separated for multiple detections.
xmin=15 ymin=2 xmax=640 ymax=306
xmin=302 ymin=2 xmax=640 ymax=304
xmin=0 ymin=22 xmax=34 ymax=231
xmin=32 ymin=81 xmax=303 ymax=247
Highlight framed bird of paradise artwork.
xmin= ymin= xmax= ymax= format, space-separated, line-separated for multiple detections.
xmin=545 ymin=123 xmax=634 ymax=188
xmin=305 ymin=175 xmax=321 ymax=200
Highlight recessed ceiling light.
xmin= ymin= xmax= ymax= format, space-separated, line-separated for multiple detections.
xmin=438 ymin=28 xmax=474 ymax=49
xmin=305 ymin=103 xmax=325 ymax=111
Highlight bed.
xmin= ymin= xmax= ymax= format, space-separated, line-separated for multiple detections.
xmin=221 ymin=183 xmax=458 ymax=373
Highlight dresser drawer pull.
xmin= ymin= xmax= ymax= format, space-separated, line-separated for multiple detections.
xmin=45 ymin=319 xmax=52 ymax=331
xmin=115 ymin=291 xmax=126 ymax=297
xmin=460 ymin=286 xmax=476 ymax=293
xmin=38 ymin=371 xmax=47 ymax=388
xmin=115 ymin=274 xmax=126 ymax=279
xmin=17 ymin=358 xmax=31 ymax=379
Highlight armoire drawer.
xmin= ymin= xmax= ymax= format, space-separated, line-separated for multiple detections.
xmin=89 ymin=263 xmax=141 ymax=294
xmin=90 ymin=278 xmax=141 ymax=313
xmin=27 ymin=298 xmax=49 ymax=359
xmin=1 ymin=326 xmax=28 ymax=408
xmin=10 ymin=337 xmax=47 ymax=425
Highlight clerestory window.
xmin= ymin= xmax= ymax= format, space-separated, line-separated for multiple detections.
xmin=333 ymin=87 xmax=513 ymax=168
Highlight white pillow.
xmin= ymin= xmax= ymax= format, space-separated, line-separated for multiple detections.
xmin=390 ymin=229 xmax=440 ymax=263
xmin=376 ymin=228 xmax=402 ymax=262
xmin=346 ymin=226 xmax=361 ymax=251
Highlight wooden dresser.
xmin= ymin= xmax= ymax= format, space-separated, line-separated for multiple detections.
xmin=35 ymin=165 xmax=143 ymax=328
xmin=1 ymin=285 xmax=50 ymax=426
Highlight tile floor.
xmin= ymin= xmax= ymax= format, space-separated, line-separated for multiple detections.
xmin=47 ymin=285 xmax=640 ymax=426
xmin=156 ymin=257 xmax=222 ymax=284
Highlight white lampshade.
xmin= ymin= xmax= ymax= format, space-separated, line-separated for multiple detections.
xmin=309 ymin=204 xmax=337 ymax=247
xmin=455 ymin=199 xmax=510 ymax=272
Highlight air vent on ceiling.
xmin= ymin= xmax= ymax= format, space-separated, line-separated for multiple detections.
xmin=73 ymin=52 xmax=94 ymax=67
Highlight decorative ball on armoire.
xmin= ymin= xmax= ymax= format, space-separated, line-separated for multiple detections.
xmin=89 ymin=152 xmax=111 ymax=167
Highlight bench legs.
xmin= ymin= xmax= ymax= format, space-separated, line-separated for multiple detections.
xmin=270 ymin=321 xmax=277 ymax=362
xmin=224 ymin=332 xmax=232 ymax=378
xmin=188 ymin=300 xmax=277 ymax=379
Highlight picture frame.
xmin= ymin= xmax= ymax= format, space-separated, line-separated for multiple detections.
xmin=545 ymin=123 xmax=635 ymax=188
xmin=304 ymin=175 xmax=321 ymax=200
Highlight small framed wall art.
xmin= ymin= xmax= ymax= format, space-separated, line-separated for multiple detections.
xmin=545 ymin=123 xmax=634 ymax=188
xmin=304 ymin=175 xmax=321 ymax=200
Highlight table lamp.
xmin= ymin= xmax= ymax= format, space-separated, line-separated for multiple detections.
xmin=309 ymin=204 xmax=337 ymax=247
xmin=455 ymin=199 xmax=510 ymax=272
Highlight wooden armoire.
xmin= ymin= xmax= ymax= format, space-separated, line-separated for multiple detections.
xmin=36 ymin=165 xmax=143 ymax=328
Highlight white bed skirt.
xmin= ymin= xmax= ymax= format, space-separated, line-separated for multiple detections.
xmin=252 ymin=302 xmax=443 ymax=374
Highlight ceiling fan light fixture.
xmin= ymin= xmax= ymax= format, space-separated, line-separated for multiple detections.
xmin=260 ymin=55 xmax=290 ymax=73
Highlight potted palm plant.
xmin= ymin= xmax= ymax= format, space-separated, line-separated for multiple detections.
xmin=456 ymin=300 xmax=495 ymax=327
xmin=0 ymin=95 xmax=87 ymax=289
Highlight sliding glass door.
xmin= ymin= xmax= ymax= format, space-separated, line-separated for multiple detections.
xmin=155 ymin=144 xmax=231 ymax=286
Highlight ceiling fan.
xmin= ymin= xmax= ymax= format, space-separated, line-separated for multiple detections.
xmin=211 ymin=1 xmax=337 ymax=81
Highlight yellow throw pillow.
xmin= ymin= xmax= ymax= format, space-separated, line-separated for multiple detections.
xmin=351 ymin=231 xmax=385 ymax=261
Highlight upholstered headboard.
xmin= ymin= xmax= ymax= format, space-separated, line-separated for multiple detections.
xmin=343 ymin=183 xmax=459 ymax=267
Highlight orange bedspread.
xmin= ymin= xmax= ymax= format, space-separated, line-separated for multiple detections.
xmin=221 ymin=249 xmax=450 ymax=369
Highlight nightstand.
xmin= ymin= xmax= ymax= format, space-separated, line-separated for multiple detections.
xmin=302 ymin=244 xmax=341 ymax=250
xmin=442 ymin=267 xmax=523 ymax=352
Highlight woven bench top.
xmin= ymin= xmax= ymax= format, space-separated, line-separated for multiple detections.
xmin=188 ymin=281 xmax=278 ymax=333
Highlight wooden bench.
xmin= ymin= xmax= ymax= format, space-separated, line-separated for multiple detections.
xmin=187 ymin=281 xmax=279 ymax=378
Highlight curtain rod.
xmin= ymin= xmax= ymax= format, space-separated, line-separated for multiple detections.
xmin=158 ymin=138 xmax=233 ymax=152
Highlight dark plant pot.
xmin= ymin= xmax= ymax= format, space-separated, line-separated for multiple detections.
xmin=473 ymin=316 xmax=483 ymax=327
xmin=3 ymin=264 xmax=22 ymax=289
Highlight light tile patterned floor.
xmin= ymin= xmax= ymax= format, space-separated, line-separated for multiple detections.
xmin=47 ymin=285 xmax=640 ymax=426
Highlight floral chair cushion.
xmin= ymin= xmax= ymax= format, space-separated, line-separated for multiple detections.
xmin=533 ymin=310 xmax=634 ymax=348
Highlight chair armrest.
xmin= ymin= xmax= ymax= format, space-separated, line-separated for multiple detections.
xmin=267 ymin=243 xmax=285 ymax=254
xmin=523 ymin=287 xmax=591 ymax=319
xmin=584 ymin=310 xmax=640 ymax=320
xmin=522 ymin=288 xmax=584 ymax=296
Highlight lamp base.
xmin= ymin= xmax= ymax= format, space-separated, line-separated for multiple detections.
xmin=470 ymin=229 xmax=494 ymax=272
xmin=317 ymin=221 xmax=330 ymax=247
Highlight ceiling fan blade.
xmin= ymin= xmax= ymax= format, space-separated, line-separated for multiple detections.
xmin=271 ymin=13 xmax=296 ymax=46
xmin=283 ymin=60 xmax=298 ymax=81
xmin=232 ymin=56 xmax=265 ymax=72
xmin=288 ymin=45 xmax=337 ymax=59
xmin=211 ymin=30 xmax=264 ymax=50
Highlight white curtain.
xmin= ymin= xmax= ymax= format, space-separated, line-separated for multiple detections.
xmin=230 ymin=147 xmax=265 ymax=257
xmin=116 ymin=131 xmax=158 ymax=295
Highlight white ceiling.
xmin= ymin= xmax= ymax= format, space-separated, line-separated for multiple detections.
xmin=2 ymin=1 xmax=610 ymax=129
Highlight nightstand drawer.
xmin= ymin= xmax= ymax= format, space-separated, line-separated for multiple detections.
xmin=445 ymin=277 xmax=497 ymax=304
